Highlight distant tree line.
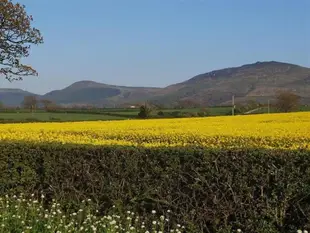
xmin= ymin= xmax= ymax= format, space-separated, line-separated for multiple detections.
xmin=0 ymin=90 xmax=303 ymax=118
xmin=22 ymin=96 xmax=58 ymax=112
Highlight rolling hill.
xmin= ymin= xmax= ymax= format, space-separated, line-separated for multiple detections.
xmin=0 ymin=89 xmax=38 ymax=106
xmin=154 ymin=61 xmax=310 ymax=106
xmin=42 ymin=81 xmax=161 ymax=107
xmin=0 ymin=61 xmax=310 ymax=107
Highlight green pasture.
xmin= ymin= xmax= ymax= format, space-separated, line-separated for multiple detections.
xmin=0 ymin=112 xmax=127 ymax=122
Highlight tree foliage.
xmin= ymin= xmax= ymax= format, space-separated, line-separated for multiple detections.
xmin=40 ymin=99 xmax=57 ymax=111
xmin=275 ymin=90 xmax=300 ymax=112
xmin=138 ymin=104 xmax=152 ymax=119
xmin=23 ymin=95 xmax=37 ymax=112
xmin=0 ymin=0 xmax=43 ymax=81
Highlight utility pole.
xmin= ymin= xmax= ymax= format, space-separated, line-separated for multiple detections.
xmin=232 ymin=95 xmax=235 ymax=116
xmin=267 ymin=100 xmax=270 ymax=114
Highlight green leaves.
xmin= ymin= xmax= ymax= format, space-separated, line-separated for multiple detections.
xmin=0 ymin=0 xmax=43 ymax=81
xmin=0 ymin=143 xmax=310 ymax=232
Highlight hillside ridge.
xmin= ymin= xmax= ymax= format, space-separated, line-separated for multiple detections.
xmin=0 ymin=61 xmax=309 ymax=106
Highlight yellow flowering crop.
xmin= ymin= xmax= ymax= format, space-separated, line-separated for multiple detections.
xmin=0 ymin=112 xmax=309 ymax=149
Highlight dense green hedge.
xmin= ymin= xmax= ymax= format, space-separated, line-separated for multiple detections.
xmin=1 ymin=142 xmax=310 ymax=232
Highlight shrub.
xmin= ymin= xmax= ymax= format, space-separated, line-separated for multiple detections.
xmin=181 ymin=112 xmax=196 ymax=117
xmin=49 ymin=117 xmax=61 ymax=121
xmin=170 ymin=111 xmax=182 ymax=117
xmin=197 ymin=110 xmax=210 ymax=117
xmin=138 ymin=105 xmax=152 ymax=119
xmin=157 ymin=111 xmax=164 ymax=117
xmin=1 ymin=142 xmax=310 ymax=232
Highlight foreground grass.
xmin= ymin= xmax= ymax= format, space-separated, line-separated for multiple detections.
xmin=1 ymin=194 xmax=308 ymax=233
xmin=0 ymin=194 xmax=185 ymax=233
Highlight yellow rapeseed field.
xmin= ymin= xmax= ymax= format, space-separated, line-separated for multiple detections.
xmin=0 ymin=112 xmax=309 ymax=149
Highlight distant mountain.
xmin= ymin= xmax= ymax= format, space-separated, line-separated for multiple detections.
xmin=1 ymin=61 xmax=310 ymax=107
xmin=154 ymin=61 xmax=310 ymax=106
xmin=42 ymin=81 xmax=161 ymax=107
xmin=0 ymin=89 xmax=38 ymax=106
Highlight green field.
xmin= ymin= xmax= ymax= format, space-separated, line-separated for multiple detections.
xmin=0 ymin=112 xmax=128 ymax=122
xmin=0 ymin=105 xmax=308 ymax=123
xmin=243 ymin=105 xmax=310 ymax=114
xmin=0 ymin=106 xmax=232 ymax=122
xmin=100 ymin=106 xmax=232 ymax=117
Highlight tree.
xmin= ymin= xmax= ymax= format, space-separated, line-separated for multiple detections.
xmin=23 ymin=95 xmax=37 ymax=112
xmin=40 ymin=99 xmax=55 ymax=111
xmin=157 ymin=111 xmax=164 ymax=117
xmin=275 ymin=90 xmax=300 ymax=113
xmin=0 ymin=0 xmax=43 ymax=81
xmin=138 ymin=104 xmax=152 ymax=119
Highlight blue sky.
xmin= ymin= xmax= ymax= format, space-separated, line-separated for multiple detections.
xmin=3 ymin=0 xmax=310 ymax=94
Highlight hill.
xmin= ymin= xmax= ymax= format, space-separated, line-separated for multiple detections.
xmin=1 ymin=61 xmax=310 ymax=107
xmin=42 ymin=81 xmax=160 ymax=107
xmin=0 ymin=89 xmax=38 ymax=106
xmin=154 ymin=61 xmax=310 ymax=106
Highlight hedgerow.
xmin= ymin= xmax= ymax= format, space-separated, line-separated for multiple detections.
xmin=0 ymin=142 xmax=310 ymax=232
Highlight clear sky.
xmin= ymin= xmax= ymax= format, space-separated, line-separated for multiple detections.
xmin=3 ymin=0 xmax=310 ymax=94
